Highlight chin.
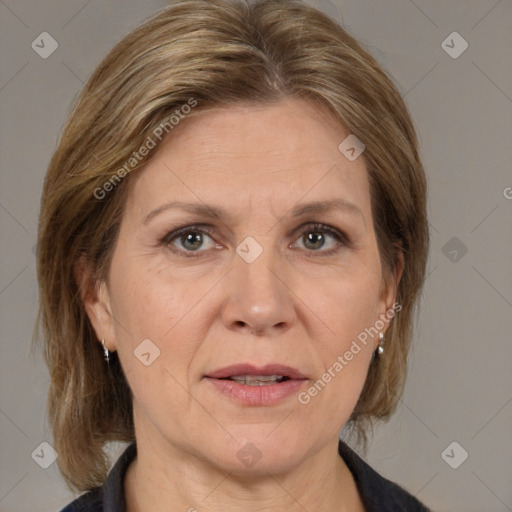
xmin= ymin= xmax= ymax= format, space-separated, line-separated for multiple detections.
xmin=202 ymin=428 xmax=313 ymax=477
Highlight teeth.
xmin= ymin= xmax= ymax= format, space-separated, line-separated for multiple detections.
xmin=230 ymin=375 xmax=285 ymax=386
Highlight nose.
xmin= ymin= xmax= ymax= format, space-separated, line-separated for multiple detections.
xmin=221 ymin=243 xmax=297 ymax=337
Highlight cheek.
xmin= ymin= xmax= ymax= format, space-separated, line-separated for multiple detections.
xmin=311 ymin=264 xmax=382 ymax=346
xmin=108 ymin=242 xmax=195 ymax=339
xmin=299 ymin=265 xmax=381 ymax=414
xmin=107 ymin=250 xmax=215 ymax=380
xmin=106 ymin=256 xmax=201 ymax=426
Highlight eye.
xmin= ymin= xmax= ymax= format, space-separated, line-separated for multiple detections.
xmin=162 ymin=225 xmax=218 ymax=258
xmin=291 ymin=222 xmax=348 ymax=255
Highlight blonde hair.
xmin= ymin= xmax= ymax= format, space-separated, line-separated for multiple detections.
xmin=34 ymin=0 xmax=429 ymax=492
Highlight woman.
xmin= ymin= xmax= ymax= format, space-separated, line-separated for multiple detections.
xmin=35 ymin=0 xmax=431 ymax=510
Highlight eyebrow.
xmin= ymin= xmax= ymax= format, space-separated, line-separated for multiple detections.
xmin=143 ymin=198 xmax=365 ymax=226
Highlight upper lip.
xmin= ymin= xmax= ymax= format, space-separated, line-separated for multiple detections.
xmin=204 ymin=363 xmax=307 ymax=380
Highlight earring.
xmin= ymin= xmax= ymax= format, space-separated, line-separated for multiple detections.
xmin=101 ymin=338 xmax=110 ymax=363
xmin=377 ymin=332 xmax=385 ymax=355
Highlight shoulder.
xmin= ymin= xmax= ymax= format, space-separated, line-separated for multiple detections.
xmin=58 ymin=443 xmax=137 ymax=512
xmin=338 ymin=440 xmax=431 ymax=512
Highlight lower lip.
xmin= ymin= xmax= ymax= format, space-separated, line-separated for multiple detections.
xmin=204 ymin=377 xmax=307 ymax=406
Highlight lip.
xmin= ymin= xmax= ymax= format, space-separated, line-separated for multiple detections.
xmin=204 ymin=363 xmax=307 ymax=380
xmin=203 ymin=363 xmax=308 ymax=406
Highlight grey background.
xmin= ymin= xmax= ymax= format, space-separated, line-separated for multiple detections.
xmin=0 ymin=0 xmax=511 ymax=511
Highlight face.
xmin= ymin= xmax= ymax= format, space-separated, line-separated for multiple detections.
xmin=85 ymin=97 xmax=398 ymax=475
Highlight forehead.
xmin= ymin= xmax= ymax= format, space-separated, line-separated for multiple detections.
xmin=124 ymin=98 xmax=371 ymax=224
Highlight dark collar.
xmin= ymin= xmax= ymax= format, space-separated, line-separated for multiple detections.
xmin=102 ymin=442 xmax=137 ymax=511
xmin=338 ymin=440 xmax=431 ymax=511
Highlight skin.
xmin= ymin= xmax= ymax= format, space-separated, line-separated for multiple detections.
xmin=83 ymin=97 xmax=402 ymax=512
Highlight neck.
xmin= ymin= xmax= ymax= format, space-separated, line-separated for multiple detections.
xmin=124 ymin=434 xmax=364 ymax=512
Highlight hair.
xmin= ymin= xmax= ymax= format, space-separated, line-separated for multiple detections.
xmin=34 ymin=0 xmax=429 ymax=493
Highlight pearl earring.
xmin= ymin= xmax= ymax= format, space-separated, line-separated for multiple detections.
xmin=377 ymin=332 xmax=385 ymax=355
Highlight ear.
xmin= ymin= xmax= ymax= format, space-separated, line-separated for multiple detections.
xmin=376 ymin=248 xmax=404 ymax=335
xmin=74 ymin=254 xmax=117 ymax=352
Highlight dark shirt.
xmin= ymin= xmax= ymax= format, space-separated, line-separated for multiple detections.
xmin=60 ymin=440 xmax=431 ymax=511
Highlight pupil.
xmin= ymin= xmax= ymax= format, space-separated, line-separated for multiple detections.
xmin=183 ymin=232 xmax=202 ymax=250
xmin=305 ymin=231 xmax=324 ymax=249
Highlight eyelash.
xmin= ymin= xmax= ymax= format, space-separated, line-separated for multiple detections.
xmin=161 ymin=223 xmax=350 ymax=259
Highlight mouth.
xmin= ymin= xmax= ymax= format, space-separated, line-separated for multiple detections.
xmin=203 ymin=363 xmax=308 ymax=406
xmin=218 ymin=375 xmax=291 ymax=386
xmin=204 ymin=363 xmax=308 ymax=383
